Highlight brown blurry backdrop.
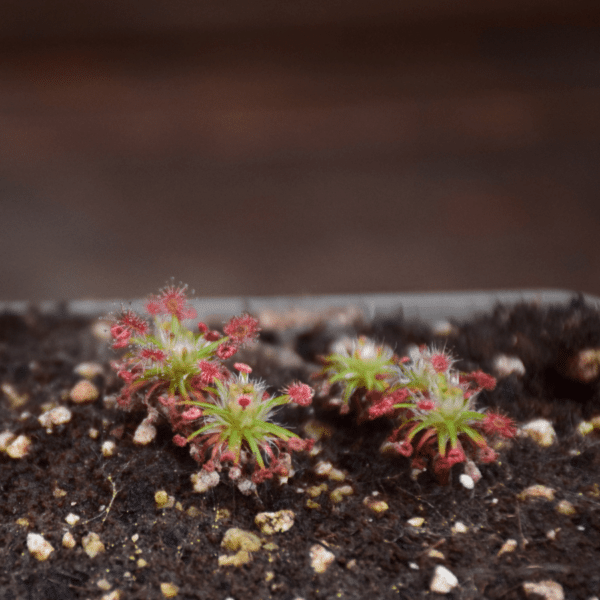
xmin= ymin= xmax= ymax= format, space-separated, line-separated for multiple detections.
xmin=1 ymin=1 xmax=600 ymax=302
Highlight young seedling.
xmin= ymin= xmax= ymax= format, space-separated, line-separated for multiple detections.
xmin=108 ymin=284 xmax=314 ymax=491
xmin=318 ymin=336 xmax=397 ymax=415
xmin=321 ymin=341 xmax=516 ymax=483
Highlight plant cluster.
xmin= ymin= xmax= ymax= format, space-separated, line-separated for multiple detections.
xmin=319 ymin=337 xmax=516 ymax=483
xmin=109 ymin=284 xmax=313 ymax=493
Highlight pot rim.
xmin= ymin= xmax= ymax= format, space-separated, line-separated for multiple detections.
xmin=1 ymin=288 xmax=598 ymax=324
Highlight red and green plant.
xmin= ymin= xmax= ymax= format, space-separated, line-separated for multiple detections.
xmin=108 ymin=284 xmax=313 ymax=492
xmin=320 ymin=339 xmax=516 ymax=483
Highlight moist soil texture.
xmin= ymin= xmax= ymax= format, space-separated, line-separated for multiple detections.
xmin=1 ymin=297 xmax=600 ymax=600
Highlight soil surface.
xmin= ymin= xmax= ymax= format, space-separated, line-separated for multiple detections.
xmin=1 ymin=297 xmax=600 ymax=600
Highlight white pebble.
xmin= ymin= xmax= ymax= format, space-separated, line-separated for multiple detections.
xmin=69 ymin=380 xmax=99 ymax=404
xmin=309 ymin=544 xmax=335 ymax=574
xmin=523 ymin=580 xmax=564 ymax=600
xmin=430 ymin=565 xmax=458 ymax=594
xmin=133 ymin=420 xmax=157 ymax=445
xmin=62 ymin=531 xmax=76 ymax=548
xmin=452 ymin=521 xmax=468 ymax=534
xmin=74 ymin=362 xmax=104 ymax=379
xmin=102 ymin=440 xmax=116 ymax=457
xmin=27 ymin=533 xmax=54 ymax=561
xmin=6 ymin=434 xmax=31 ymax=459
xmin=65 ymin=513 xmax=80 ymax=526
xmin=493 ymin=354 xmax=526 ymax=378
xmin=191 ymin=470 xmax=220 ymax=493
xmin=0 ymin=431 xmax=16 ymax=451
xmin=459 ymin=474 xmax=474 ymax=489
xmin=38 ymin=406 xmax=72 ymax=430
xmin=520 ymin=419 xmax=556 ymax=447
xmin=82 ymin=532 xmax=105 ymax=558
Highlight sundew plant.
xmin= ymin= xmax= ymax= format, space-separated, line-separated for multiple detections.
xmin=108 ymin=284 xmax=313 ymax=493
xmin=320 ymin=340 xmax=516 ymax=483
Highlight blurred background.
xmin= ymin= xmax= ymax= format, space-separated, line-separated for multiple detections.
xmin=1 ymin=0 xmax=600 ymax=302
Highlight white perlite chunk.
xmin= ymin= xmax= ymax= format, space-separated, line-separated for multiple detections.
xmin=102 ymin=440 xmax=116 ymax=457
xmin=430 ymin=565 xmax=459 ymax=594
xmin=191 ymin=470 xmax=220 ymax=493
xmin=38 ymin=406 xmax=72 ymax=430
xmin=310 ymin=544 xmax=335 ymax=574
xmin=0 ymin=431 xmax=16 ymax=451
xmin=69 ymin=380 xmax=99 ymax=404
xmin=523 ymin=580 xmax=565 ymax=600
xmin=82 ymin=532 xmax=105 ymax=558
xmin=6 ymin=434 xmax=31 ymax=459
xmin=62 ymin=531 xmax=76 ymax=548
xmin=133 ymin=420 xmax=157 ymax=445
xmin=65 ymin=513 xmax=80 ymax=526
xmin=27 ymin=533 xmax=54 ymax=561
xmin=459 ymin=474 xmax=475 ymax=489
xmin=520 ymin=419 xmax=556 ymax=447
xmin=493 ymin=354 xmax=526 ymax=378
xmin=74 ymin=362 xmax=104 ymax=379
xmin=255 ymin=510 xmax=295 ymax=535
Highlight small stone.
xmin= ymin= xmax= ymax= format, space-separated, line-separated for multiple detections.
xmin=427 ymin=549 xmax=445 ymax=560
xmin=88 ymin=427 xmax=100 ymax=439
xmin=69 ymin=380 xmax=99 ymax=404
xmin=493 ymin=354 xmax=526 ymax=378
xmin=82 ymin=532 xmax=105 ymax=558
xmin=218 ymin=551 xmax=252 ymax=567
xmin=523 ymin=580 xmax=565 ymax=600
xmin=102 ymin=440 xmax=116 ymax=457
xmin=310 ymin=544 xmax=335 ymax=574
xmin=328 ymin=468 xmax=346 ymax=482
xmin=6 ymin=434 xmax=31 ymax=459
xmin=101 ymin=592 xmax=122 ymax=600
xmin=155 ymin=490 xmax=175 ymax=509
xmin=578 ymin=421 xmax=594 ymax=436
xmin=16 ymin=517 xmax=29 ymax=527
xmin=329 ymin=485 xmax=354 ymax=503
xmin=497 ymin=539 xmax=518 ymax=556
xmin=160 ymin=582 xmax=179 ymax=598
xmin=430 ymin=565 xmax=459 ymax=594
xmin=314 ymin=461 xmax=333 ymax=477
xmin=363 ymin=497 xmax=389 ymax=515
xmin=255 ymin=510 xmax=295 ymax=535
xmin=520 ymin=419 xmax=556 ymax=447
xmin=221 ymin=528 xmax=262 ymax=553
xmin=97 ymin=579 xmax=111 ymax=591
xmin=27 ymin=533 xmax=54 ymax=561
xmin=452 ymin=521 xmax=468 ymax=534
xmin=555 ymin=499 xmax=577 ymax=516
xmin=407 ymin=517 xmax=425 ymax=528
xmin=307 ymin=484 xmax=328 ymax=498
xmin=191 ymin=470 xmax=220 ymax=493
xmin=0 ymin=431 xmax=16 ymax=451
xmin=74 ymin=362 xmax=104 ymax=379
xmin=133 ymin=420 xmax=157 ymax=445
xmin=62 ymin=531 xmax=76 ymax=548
xmin=65 ymin=513 xmax=80 ymax=526
xmin=518 ymin=485 xmax=556 ymax=502
xmin=38 ymin=406 xmax=72 ymax=430
xmin=459 ymin=474 xmax=475 ymax=489
xmin=137 ymin=558 xmax=148 ymax=568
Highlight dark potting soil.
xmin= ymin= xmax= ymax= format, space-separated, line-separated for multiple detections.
xmin=1 ymin=297 xmax=600 ymax=600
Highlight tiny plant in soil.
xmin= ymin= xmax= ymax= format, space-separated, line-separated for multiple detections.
xmin=319 ymin=338 xmax=516 ymax=483
xmin=108 ymin=284 xmax=314 ymax=493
